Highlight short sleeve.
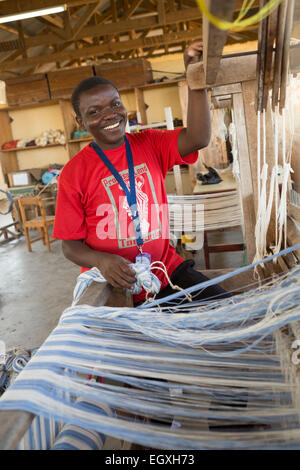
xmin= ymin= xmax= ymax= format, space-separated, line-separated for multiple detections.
xmin=144 ymin=128 xmax=198 ymax=178
xmin=53 ymin=175 xmax=87 ymax=240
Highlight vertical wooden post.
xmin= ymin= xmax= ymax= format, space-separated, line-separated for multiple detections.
xmin=165 ymin=106 xmax=183 ymax=195
xmin=178 ymin=80 xmax=197 ymax=189
xmin=134 ymin=87 xmax=147 ymax=125
xmin=0 ymin=109 xmax=19 ymax=184
xmin=232 ymin=91 xmax=257 ymax=263
xmin=202 ymin=0 xmax=237 ymax=85
xmin=59 ymin=99 xmax=81 ymax=159
xmin=241 ymin=80 xmax=276 ymax=247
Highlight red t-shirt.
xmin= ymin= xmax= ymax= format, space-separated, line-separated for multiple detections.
xmin=53 ymin=128 xmax=198 ymax=303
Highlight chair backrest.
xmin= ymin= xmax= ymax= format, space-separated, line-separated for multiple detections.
xmin=18 ymin=197 xmax=47 ymax=223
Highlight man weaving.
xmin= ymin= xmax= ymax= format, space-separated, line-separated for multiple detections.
xmin=53 ymin=40 xmax=229 ymax=305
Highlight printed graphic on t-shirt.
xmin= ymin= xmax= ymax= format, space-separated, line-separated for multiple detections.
xmin=99 ymin=163 xmax=165 ymax=249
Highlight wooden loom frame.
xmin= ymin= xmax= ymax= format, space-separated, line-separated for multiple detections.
xmin=1 ymin=0 xmax=300 ymax=450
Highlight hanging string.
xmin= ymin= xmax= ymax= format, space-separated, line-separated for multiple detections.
xmin=257 ymin=110 xmax=261 ymax=204
xmin=149 ymin=261 xmax=193 ymax=303
xmin=274 ymin=105 xmax=279 ymax=248
xmin=196 ymin=0 xmax=283 ymax=32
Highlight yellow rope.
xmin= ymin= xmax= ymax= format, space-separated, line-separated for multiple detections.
xmin=196 ymin=0 xmax=283 ymax=31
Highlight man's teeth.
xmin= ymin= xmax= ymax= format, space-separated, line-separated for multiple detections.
xmin=104 ymin=122 xmax=120 ymax=130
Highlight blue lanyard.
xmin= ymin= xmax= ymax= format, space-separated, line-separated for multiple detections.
xmin=91 ymin=136 xmax=144 ymax=249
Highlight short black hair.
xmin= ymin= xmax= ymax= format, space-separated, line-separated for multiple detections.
xmin=71 ymin=76 xmax=118 ymax=117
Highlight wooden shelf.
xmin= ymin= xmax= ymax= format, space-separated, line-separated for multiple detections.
xmin=68 ymin=137 xmax=92 ymax=143
xmin=139 ymin=78 xmax=184 ymax=90
xmin=0 ymin=99 xmax=60 ymax=112
xmin=1 ymin=142 xmax=66 ymax=152
xmin=118 ymin=78 xmax=185 ymax=93
xmin=0 ymin=77 xmax=187 ymax=185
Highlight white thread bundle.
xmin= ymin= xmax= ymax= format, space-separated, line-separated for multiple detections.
xmin=254 ymin=84 xmax=295 ymax=262
xmin=167 ymin=191 xmax=243 ymax=232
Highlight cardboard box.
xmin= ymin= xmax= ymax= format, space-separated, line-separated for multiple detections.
xmin=8 ymin=171 xmax=34 ymax=187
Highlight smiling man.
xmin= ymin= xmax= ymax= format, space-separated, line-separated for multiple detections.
xmin=53 ymin=40 xmax=230 ymax=305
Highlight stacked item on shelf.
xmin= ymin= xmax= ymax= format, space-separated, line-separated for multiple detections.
xmin=34 ymin=129 xmax=66 ymax=146
xmin=1 ymin=129 xmax=66 ymax=150
xmin=71 ymin=129 xmax=91 ymax=140
xmin=41 ymin=164 xmax=62 ymax=185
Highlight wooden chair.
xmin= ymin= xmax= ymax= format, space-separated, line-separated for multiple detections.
xmin=203 ymin=230 xmax=244 ymax=269
xmin=17 ymin=196 xmax=57 ymax=252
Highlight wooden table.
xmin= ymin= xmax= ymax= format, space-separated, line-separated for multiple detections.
xmin=193 ymin=170 xmax=237 ymax=194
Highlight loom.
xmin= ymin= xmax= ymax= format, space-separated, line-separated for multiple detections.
xmin=1 ymin=250 xmax=300 ymax=450
xmin=1 ymin=0 xmax=300 ymax=450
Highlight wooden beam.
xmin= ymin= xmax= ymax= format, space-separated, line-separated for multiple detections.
xmin=0 ymin=24 xmax=29 ymax=37
xmin=110 ymin=0 xmax=118 ymax=22
xmin=241 ymin=79 xmax=276 ymax=249
xmin=232 ymin=91 xmax=256 ymax=263
xmin=0 ymin=410 xmax=35 ymax=450
xmin=262 ymin=4 xmax=278 ymax=111
xmin=157 ymin=0 xmax=167 ymax=25
xmin=271 ymin=0 xmax=288 ymax=110
xmin=63 ymin=8 xmax=73 ymax=37
xmin=70 ymin=1 xmax=105 ymax=40
xmin=0 ymin=110 xmax=19 ymax=178
xmin=37 ymin=17 xmax=70 ymax=41
xmin=17 ymin=21 xmax=27 ymax=58
xmin=202 ymin=0 xmax=237 ymax=85
xmin=122 ymin=0 xmax=143 ymax=20
xmin=134 ymin=87 xmax=147 ymax=124
xmin=0 ymin=7 xmax=203 ymax=52
xmin=186 ymin=53 xmax=257 ymax=90
xmin=290 ymin=44 xmax=300 ymax=73
xmin=0 ymin=27 xmax=202 ymax=71
xmin=178 ymin=80 xmax=196 ymax=189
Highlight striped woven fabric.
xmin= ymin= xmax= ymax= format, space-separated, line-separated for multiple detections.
xmin=2 ymin=246 xmax=300 ymax=450
xmin=1 ymin=265 xmax=300 ymax=448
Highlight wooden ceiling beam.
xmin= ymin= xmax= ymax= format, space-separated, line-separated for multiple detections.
xmin=110 ymin=0 xmax=118 ymax=22
xmin=0 ymin=27 xmax=202 ymax=71
xmin=122 ymin=0 xmax=144 ymax=20
xmin=15 ymin=7 xmax=203 ymax=50
xmin=37 ymin=17 xmax=70 ymax=40
xmin=17 ymin=21 xmax=27 ymax=58
xmin=0 ymin=24 xmax=29 ymax=37
xmin=39 ymin=14 xmax=64 ymax=28
xmin=157 ymin=0 xmax=167 ymax=25
xmin=70 ymin=1 xmax=105 ymax=40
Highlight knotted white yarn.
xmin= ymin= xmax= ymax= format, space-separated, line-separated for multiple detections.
xmin=72 ymin=259 xmax=161 ymax=305
xmin=72 ymin=256 xmax=192 ymax=305
xmin=129 ymin=254 xmax=161 ymax=296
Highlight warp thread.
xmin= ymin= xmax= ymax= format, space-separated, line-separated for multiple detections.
xmin=2 ymin=257 xmax=300 ymax=449
xmin=2 ymin=263 xmax=300 ymax=449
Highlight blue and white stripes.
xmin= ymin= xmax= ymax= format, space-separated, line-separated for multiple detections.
xmin=1 ymin=260 xmax=300 ymax=448
xmin=2 ymin=244 xmax=300 ymax=450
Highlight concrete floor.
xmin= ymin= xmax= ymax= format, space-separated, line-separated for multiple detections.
xmin=0 ymin=226 xmax=244 ymax=353
xmin=0 ymin=234 xmax=79 ymax=351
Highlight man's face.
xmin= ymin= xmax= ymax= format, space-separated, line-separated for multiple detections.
xmin=76 ymin=84 xmax=127 ymax=150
